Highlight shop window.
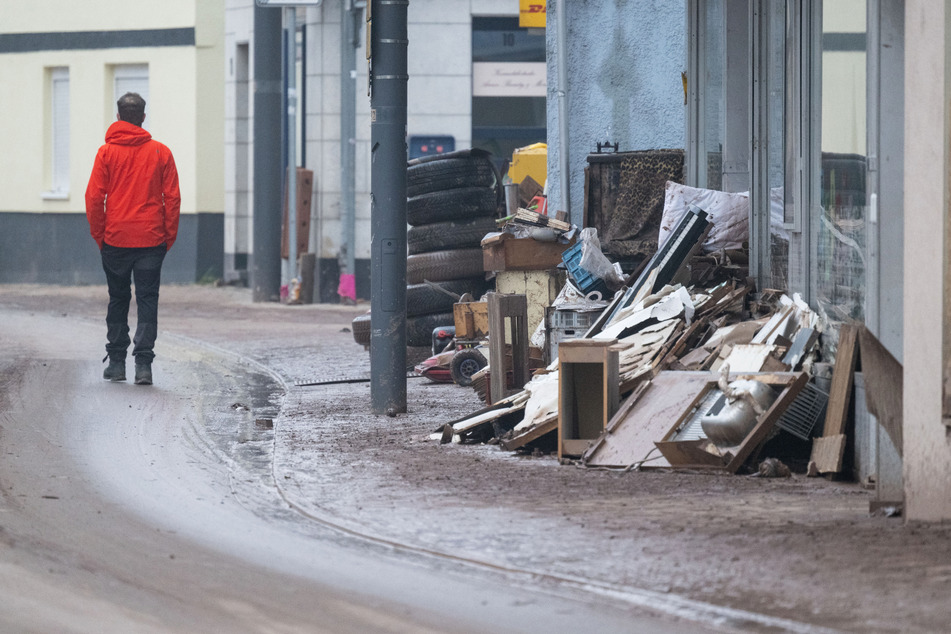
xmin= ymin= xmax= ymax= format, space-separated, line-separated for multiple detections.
xmin=471 ymin=16 xmax=546 ymax=169
xmin=813 ymin=1 xmax=867 ymax=328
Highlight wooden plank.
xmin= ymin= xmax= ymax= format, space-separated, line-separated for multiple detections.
xmin=500 ymin=414 xmax=558 ymax=451
xmin=654 ymin=439 xmax=728 ymax=469
xmin=809 ymin=434 xmax=847 ymax=474
xmin=719 ymin=344 xmax=776 ymax=372
xmin=822 ymin=324 xmax=859 ymax=437
xmin=583 ymin=372 xmax=715 ymax=468
xmin=858 ymin=326 xmax=903 ymax=454
xmin=561 ymin=439 xmax=592 ymax=457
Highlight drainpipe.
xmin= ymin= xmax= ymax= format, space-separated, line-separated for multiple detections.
xmin=251 ymin=4 xmax=283 ymax=302
xmin=556 ymin=0 xmax=571 ymax=219
xmin=285 ymin=6 xmax=298 ymax=291
xmin=339 ymin=0 xmax=361 ymax=302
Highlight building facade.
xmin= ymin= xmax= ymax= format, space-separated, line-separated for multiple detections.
xmin=224 ymin=0 xmax=540 ymax=301
xmin=546 ymin=0 xmax=951 ymax=520
xmin=0 ymin=0 xmax=225 ymax=284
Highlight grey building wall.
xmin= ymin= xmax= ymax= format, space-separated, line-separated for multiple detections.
xmin=0 ymin=213 xmax=223 ymax=285
xmin=545 ymin=0 xmax=687 ymax=223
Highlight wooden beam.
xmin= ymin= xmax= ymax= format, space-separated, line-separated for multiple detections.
xmin=809 ymin=434 xmax=847 ymax=474
xmin=822 ymin=323 xmax=859 ymax=437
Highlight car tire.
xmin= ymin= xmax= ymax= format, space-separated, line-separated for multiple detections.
xmin=450 ymin=348 xmax=487 ymax=387
xmin=407 ymin=186 xmax=499 ymax=226
xmin=351 ymin=311 xmax=371 ymax=347
xmin=406 ymin=278 xmax=490 ymax=317
xmin=406 ymin=248 xmax=485 ymax=285
xmin=406 ymin=312 xmax=454 ymax=348
xmin=407 ymin=216 xmax=498 ymax=255
xmin=407 ymin=156 xmax=497 ymax=197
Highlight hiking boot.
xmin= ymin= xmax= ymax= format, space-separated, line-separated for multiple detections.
xmin=134 ymin=362 xmax=153 ymax=386
xmin=103 ymin=358 xmax=126 ymax=382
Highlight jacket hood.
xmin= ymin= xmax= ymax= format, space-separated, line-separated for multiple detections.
xmin=105 ymin=120 xmax=152 ymax=146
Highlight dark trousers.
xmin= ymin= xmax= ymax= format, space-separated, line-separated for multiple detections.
xmin=100 ymin=242 xmax=167 ymax=364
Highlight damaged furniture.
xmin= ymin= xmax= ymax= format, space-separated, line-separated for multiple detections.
xmin=558 ymin=339 xmax=620 ymax=459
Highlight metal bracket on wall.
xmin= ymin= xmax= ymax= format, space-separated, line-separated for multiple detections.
xmin=596 ymin=141 xmax=619 ymax=154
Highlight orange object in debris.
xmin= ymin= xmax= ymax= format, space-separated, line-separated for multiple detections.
xmin=528 ymin=195 xmax=547 ymax=216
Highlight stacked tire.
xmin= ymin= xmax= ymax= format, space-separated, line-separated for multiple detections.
xmin=352 ymin=149 xmax=500 ymax=349
xmin=405 ymin=149 xmax=500 ymax=347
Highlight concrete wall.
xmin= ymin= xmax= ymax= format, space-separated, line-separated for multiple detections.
xmin=545 ymin=0 xmax=687 ymax=223
xmin=902 ymin=0 xmax=951 ymax=521
xmin=0 ymin=0 xmax=225 ymax=282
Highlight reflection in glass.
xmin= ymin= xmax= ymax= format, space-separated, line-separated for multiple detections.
xmin=766 ymin=2 xmax=789 ymax=292
xmin=815 ymin=1 xmax=867 ymax=328
xmin=704 ymin=1 xmax=725 ymax=191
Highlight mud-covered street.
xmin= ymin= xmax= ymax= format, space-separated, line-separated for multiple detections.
xmin=2 ymin=284 xmax=949 ymax=633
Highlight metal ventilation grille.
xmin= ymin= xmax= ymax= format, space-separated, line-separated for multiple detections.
xmin=776 ymin=381 xmax=829 ymax=440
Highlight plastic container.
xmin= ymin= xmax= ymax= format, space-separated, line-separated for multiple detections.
xmin=547 ymin=308 xmax=602 ymax=363
xmin=561 ymin=242 xmax=610 ymax=298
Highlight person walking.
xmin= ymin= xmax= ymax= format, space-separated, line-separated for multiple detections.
xmin=85 ymin=92 xmax=181 ymax=385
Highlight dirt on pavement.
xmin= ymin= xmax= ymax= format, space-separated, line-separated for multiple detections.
xmin=3 ymin=283 xmax=950 ymax=633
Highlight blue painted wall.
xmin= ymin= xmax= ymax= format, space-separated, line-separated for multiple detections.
xmin=546 ymin=0 xmax=687 ymax=223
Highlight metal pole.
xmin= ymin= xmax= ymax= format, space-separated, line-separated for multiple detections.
xmin=286 ymin=7 xmax=298 ymax=290
xmin=252 ymin=4 xmax=283 ymax=302
xmin=555 ymin=0 xmax=571 ymax=220
xmin=340 ymin=0 xmax=358 ymax=284
xmin=369 ymin=0 xmax=408 ymax=415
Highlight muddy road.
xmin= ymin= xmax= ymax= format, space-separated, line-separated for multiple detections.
xmin=3 ymin=284 xmax=951 ymax=633
xmin=0 ymin=303 xmax=707 ymax=633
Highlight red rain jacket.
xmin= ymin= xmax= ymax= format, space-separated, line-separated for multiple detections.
xmin=85 ymin=120 xmax=181 ymax=251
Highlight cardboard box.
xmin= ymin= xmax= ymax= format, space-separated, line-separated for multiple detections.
xmin=482 ymin=233 xmax=572 ymax=272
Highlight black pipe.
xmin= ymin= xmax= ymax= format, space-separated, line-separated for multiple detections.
xmin=369 ymin=0 xmax=409 ymax=414
xmin=251 ymin=5 xmax=283 ymax=302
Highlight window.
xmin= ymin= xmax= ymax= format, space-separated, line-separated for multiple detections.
xmin=813 ymin=1 xmax=868 ymax=327
xmin=113 ymin=64 xmax=149 ymax=130
xmin=471 ymin=17 xmax=546 ymax=169
xmin=47 ymin=67 xmax=69 ymax=197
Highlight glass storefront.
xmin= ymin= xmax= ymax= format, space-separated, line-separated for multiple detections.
xmin=471 ymin=17 xmax=546 ymax=168
xmin=814 ymin=1 xmax=868 ymax=327
xmin=691 ymin=0 xmax=872 ymax=342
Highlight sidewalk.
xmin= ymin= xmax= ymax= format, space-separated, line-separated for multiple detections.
xmin=3 ymin=283 xmax=949 ymax=633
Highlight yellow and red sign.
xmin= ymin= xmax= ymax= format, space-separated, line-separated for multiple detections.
xmin=519 ymin=0 xmax=546 ymax=28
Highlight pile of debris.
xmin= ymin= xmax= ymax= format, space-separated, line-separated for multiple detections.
xmin=434 ymin=203 xmax=895 ymax=478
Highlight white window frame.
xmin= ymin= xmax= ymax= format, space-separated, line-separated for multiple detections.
xmin=44 ymin=66 xmax=70 ymax=199
xmin=113 ymin=64 xmax=150 ymax=130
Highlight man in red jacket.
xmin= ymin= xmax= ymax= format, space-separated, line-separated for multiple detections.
xmin=85 ymin=92 xmax=181 ymax=385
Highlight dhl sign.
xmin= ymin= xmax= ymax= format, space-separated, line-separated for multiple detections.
xmin=519 ymin=0 xmax=546 ymax=28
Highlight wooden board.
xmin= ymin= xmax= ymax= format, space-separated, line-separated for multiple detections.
xmin=823 ymin=324 xmax=859 ymax=437
xmin=645 ymin=371 xmax=807 ymax=473
xmin=582 ymin=372 xmax=714 ymax=468
xmin=809 ymin=434 xmax=847 ymax=474
xmin=500 ymin=414 xmax=558 ymax=451
xmin=858 ymin=326 xmax=903 ymax=454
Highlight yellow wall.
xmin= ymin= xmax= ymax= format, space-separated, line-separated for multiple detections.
xmin=0 ymin=1 xmax=196 ymax=33
xmin=0 ymin=0 xmax=223 ymax=216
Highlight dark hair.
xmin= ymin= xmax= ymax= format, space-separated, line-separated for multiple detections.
xmin=117 ymin=92 xmax=146 ymax=125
